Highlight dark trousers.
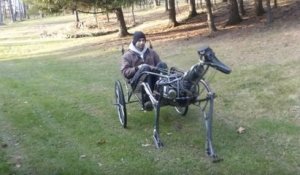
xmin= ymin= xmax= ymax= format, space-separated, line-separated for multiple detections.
xmin=130 ymin=65 xmax=155 ymax=92
xmin=130 ymin=62 xmax=168 ymax=102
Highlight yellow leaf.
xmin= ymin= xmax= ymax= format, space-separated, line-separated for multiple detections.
xmin=237 ymin=127 xmax=246 ymax=134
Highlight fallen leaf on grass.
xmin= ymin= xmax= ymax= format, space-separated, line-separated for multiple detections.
xmin=80 ymin=155 xmax=86 ymax=159
xmin=237 ymin=127 xmax=246 ymax=134
xmin=142 ymin=143 xmax=151 ymax=147
xmin=13 ymin=155 xmax=22 ymax=168
xmin=97 ymin=139 xmax=106 ymax=145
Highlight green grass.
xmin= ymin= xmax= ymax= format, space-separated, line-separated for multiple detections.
xmin=1 ymin=17 xmax=300 ymax=175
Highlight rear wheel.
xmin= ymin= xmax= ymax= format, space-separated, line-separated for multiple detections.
xmin=115 ymin=80 xmax=127 ymax=128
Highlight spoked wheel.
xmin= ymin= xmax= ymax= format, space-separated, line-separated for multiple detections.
xmin=174 ymin=106 xmax=188 ymax=116
xmin=115 ymin=80 xmax=127 ymax=128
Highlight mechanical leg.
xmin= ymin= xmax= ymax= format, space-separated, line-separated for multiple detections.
xmin=141 ymin=82 xmax=163 ymax=148
xmin=153 ymin=100 xmax=163 ymax=148
xmin=203 ymin=91 xmax=222 ymax=162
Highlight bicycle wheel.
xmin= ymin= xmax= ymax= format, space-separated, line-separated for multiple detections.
xmin=174 ymin=106 xmax=188 ymax=116
xmin=115 ymin=80 xmax=127 ymax=128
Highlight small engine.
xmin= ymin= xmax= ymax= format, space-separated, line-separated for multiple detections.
xmin=163 ymin=85 xmax=177 ymax=99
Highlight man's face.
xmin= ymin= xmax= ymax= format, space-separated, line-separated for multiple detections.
xmin=135 ymin=38 xmax=146 ymax=50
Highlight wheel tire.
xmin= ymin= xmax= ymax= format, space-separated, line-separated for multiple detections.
xmin=115 ymin=80 xmax=127 ymax=128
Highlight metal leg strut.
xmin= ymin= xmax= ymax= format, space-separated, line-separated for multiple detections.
xmin=153 ymin=101 xmax=163 ymax=148
xmin=204 ymin=92 xmax=222 ymax=163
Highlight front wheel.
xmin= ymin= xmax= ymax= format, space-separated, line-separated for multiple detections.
xmin=115 ymin=80 xmax=127 ymax=128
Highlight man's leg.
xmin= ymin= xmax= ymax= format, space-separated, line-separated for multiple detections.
xmin=130 ymin=66 xmax=151 ymax=91
xmin=156 ymin=62 xmax=168 ymax=74
xmin=149 ymin=62 xmax=168 ymax=91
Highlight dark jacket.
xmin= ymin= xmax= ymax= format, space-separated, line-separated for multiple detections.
xmin=121 ymin=47 xmax=161 ymax=79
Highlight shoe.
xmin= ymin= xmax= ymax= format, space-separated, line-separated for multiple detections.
xmin=143 ymin=101 xmax=153 ymax=111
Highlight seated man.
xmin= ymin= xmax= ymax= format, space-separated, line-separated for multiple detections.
xmin=120 ymin=31 xmax=167 ymax=110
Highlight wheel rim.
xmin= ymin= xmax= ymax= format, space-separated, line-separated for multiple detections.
xmin=115 ymin=89 xmax=124 ymax=124
xmin=115 ymin=81 xmax=127 ymax=127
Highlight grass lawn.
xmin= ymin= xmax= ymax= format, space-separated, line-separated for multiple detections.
xmin=1 ymin=10 xmax=300 ymax=175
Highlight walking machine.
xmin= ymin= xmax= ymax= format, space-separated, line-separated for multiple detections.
xmin=114 ymin=46 xmax=231 ymax=162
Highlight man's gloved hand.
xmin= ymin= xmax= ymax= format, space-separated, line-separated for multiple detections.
xmin=138 ymin=64 xmax=148 ymax=69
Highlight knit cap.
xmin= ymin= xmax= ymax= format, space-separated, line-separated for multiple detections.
xmin=132 ymin=31 xmax=146 ymax=45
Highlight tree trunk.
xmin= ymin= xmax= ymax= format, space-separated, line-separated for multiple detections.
xmin=131 ymin=5 xmax=136 ymax=25
xmin=106 ymin=12 xmax=110 ymax=22
xmin=17 ymin=0 xmax=21 ymax=20
xmin=115 ymin=7 xmax=130 ymax=37
xmin=266 ymin=0 xmax=273 ymax=24
xmin=213 ymin=0 xmax=217 ymax=6
xmin=93 ymin=5 xmax=99 ymax=28
xmin=18 ymin=0 xmax=24 ymax=20
xmin=0 ymin=0 xmax=4 ymax=25
xmin=8 ymin=0 xmax=16 ymax=22
xmin=39 ymin=10 xmax=45 ymax=18
xmin=165 ymin=0 xmax=169 ymax=11
xmin=154 ymin=0 xmax=160 ymax=6
xmin=72 ymin=1 xmax=79 ymax=24
xmin=4 ymin=3 xmax=7 ymax=19
xmin=23 ymin=2 xmax=28 ymax=19
xmin=199 ymin=0 xmax=203 ymax=9
xmin=238 ymin=0 xmax=246 ymax=16
xmin=254 ymin=0 xmax=265 ymax=16
xmin=188 ymin=0 xmax=198 ymax=18
xmin=168 ymin=0 xmax=179 ymax=27
xmin=176 ymin=0 xmax=180 ymax=14
xmin=204 ymin=0 xmax=217 ymax=32
xmin=226 ymin=0 xmax=242 ymax=25
xmin=273 ymin=0 xmax=277 ymax=8
xmin=75 ymin=10 xmax=80 ymax=22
